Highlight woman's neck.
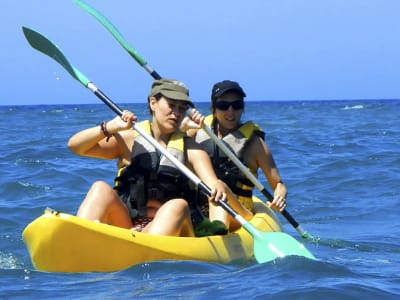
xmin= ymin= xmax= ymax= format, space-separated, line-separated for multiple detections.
xmin=216 ymin=123 xmax=238 ymax=138
xmin=150 ymin=121 xmax=172 ymax=147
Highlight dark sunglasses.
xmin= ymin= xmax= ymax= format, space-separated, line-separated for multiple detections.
xmin=214 ymin=100 xmax=244 ymax=111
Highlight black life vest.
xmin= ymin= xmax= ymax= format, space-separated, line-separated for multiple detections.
xmin=114 ymin=120 xmax=193 ymax=219
xmin=195 ymin=115 xmax=265 ymax=208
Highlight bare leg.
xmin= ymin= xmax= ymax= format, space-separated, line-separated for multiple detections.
xmin=77 ymin=181 xmax=133 ymax=229
xmin=209 ymin=203 xmax=247 ymax=232
xmin=143 ymin=198 xmax=194 ymax=237
xmin=209 ymin=204 xmax=230 ymax=227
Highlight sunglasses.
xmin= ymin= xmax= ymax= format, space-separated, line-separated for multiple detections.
xmin=214 ymin=100 xmax=244 ymax=111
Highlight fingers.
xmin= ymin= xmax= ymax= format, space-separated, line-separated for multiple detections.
xmin=268 ymin=195 xmax=286 ymax=212
xmin=180 ymin=110 xmax=204 ymax=132
xmin=108 ymin=110 xmax=138 ymax=133
xmin=121 ymin=110 xmax=137 ymax=123
xmin=208 ymin=192 xmax=227 ymax=207
xmin=209 ymin=181 xmax=227 ymax=204
xmin=189 ymin=109 xmax=205 ymax=127
xmin=216 ymin=192 xmax=227 ymax=202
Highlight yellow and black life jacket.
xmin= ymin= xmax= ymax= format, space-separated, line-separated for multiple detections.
xmin=195 ymin=115 xmax=265 ymax=210
xmin=114 ymin=120 xmax=193 ymax=219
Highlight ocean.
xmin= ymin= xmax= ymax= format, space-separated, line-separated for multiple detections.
xmin=0 ymin=100 xmax=399 ymax=299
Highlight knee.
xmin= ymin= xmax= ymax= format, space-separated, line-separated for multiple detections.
xmin=177 ymin=198 xmax=190 ymax=210
xmin=166 ymin=198 xmax=190 ymax=214
xmin=91 ymin=180 xmax=111 ymax=191
xmin=86 ymin=181 xmax=118 ymax=204
xmin=89 ymin=181 xmax=115 ymax=196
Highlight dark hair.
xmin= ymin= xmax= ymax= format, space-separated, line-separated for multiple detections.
xmin=147 ymin=93 xmax=163 ymax=115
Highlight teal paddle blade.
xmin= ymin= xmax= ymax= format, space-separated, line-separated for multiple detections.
xmin=22 ymin=27 xmax=91 ymax=87
xmin=253 ymin=231 xmax=316 ymax=263
xmin=240 ymin=221 xmax=315 ymax=263
xmin=74 ymin=0 xmax=147 ymax=66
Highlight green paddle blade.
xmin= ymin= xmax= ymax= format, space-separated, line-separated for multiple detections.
xmin=241 ymin=222 xmax=315 ymax=263
xmin=74 ymin=0 xmax=147 ymax=66
xmin=254 ymin=232 xmax=315 ymax=263
xmin=22 ymin=26 xmax=90 ymax=87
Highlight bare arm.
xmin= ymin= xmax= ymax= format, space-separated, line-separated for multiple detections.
xmin=247 ymin=136 xmax=287 ymax=211
xmin=67 ymin=110 xmax=137 ymax=161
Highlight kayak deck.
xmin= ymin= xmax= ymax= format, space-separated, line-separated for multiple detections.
xmin=23 ymin=198 xmax=282 ymax=272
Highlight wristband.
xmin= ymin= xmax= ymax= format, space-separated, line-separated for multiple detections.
xmin=100 ymin=121 xmax=113 ymax=142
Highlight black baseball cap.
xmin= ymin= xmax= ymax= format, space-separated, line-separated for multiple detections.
xmin=211 ymin=80 xmax=246 ymax=100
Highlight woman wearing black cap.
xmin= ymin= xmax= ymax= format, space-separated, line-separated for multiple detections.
xmin=68 ymin=78 xmax=252 ymax=237
xmin=186 ymin=80 xmax=287 ymax=231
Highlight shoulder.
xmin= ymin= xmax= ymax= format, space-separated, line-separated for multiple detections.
xmin=246 ymin=133 xmax=270 ymax=155
xmin=240 ymin=121 xmax=265 ymax=140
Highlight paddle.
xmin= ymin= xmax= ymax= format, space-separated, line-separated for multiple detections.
xmin=73 ymin=0 xmax=161 ymax=80
xmin=73 ymin=0 xmax=162 ymax=80
xmin=22 ymin=26 xmax=315 ymax=262
xmin=73 ymin=0 xmax=315 ymax=241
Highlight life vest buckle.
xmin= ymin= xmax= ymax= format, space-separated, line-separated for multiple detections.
xmin=147 ymin=187 xmax=164 ymax=200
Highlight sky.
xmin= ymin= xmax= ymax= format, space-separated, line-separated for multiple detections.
xmin=2 ymin=0 xmax=400 ymax=105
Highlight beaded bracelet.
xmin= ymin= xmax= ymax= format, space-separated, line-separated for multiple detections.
xmin=100 ymin=121 xmax=113 ymax=142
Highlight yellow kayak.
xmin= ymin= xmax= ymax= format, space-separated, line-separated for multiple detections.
xmin=22 ymin=197 xmax=282 ymax=273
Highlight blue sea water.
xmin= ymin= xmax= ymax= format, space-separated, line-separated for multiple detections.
xmin=0 ymin=100 xmax=399 ymax=299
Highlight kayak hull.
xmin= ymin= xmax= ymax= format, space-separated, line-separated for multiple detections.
xmin=22 ymin=198 xmax=282 ymax=272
